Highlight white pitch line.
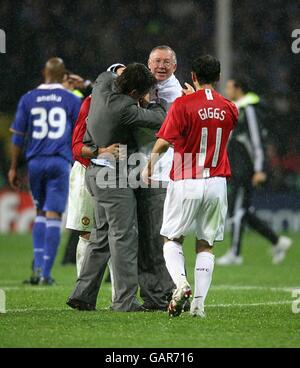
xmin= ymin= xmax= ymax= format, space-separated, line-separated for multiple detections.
xmin=6 ymin=307 xmax=67 ymax=313
xmin=208 ymin=300 xmax=292 ymax=308
xmin=212 ymin=285 xmax=299 ymax=293
xmin=0 ymin=285 xmax=111 ymax=292
xmin=0 ymin=287 xmax=59 ymax=291
xmin=5 ymin=300 xmax=292 ymax=313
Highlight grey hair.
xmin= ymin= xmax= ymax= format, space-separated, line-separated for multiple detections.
xmin=149 ymin=45 xmax=177 ymax=64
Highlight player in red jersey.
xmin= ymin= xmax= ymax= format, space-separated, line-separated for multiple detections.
xmin=143 ymin=55 xmax=238 ymax=317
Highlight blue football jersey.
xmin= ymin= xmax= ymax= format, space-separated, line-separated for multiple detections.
xmin=11 ymin=84 xmax=81 ymax=162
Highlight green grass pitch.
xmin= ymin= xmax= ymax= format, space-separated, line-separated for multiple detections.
xmin=0 ymin=232 xmax=299 ymax=348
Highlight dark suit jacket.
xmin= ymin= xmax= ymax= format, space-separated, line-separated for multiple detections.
xmin=84 ymin=72 xmax=167 ymax=157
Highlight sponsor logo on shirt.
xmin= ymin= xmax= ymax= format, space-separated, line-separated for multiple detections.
xmin=81 ymin=217 xmax=91 ymax=226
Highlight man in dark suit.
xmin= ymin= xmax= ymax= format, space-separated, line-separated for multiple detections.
xmin=68 ymin=63 xmax=166 ymax=312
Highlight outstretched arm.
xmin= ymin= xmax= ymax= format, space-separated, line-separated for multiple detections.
xmin=142 ymin=138 xmax=170 ymax=184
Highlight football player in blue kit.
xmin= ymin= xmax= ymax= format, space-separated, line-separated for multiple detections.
xmin=8 ymin=58 xmax=81 ymax=285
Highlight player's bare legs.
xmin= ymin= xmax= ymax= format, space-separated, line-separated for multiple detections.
xmin=191 ymin=240 xmax=215 ymax=318
xmin=46 ymin=211 xmax=61 ymax=219
xmin=163 ymin=237 xmax=192 ymax=317
xmin=80 ymin=232 xmax=90 ymax=240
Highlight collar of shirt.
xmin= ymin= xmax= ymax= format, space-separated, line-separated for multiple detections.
xmin=37 ymin=83 xmax=66 ymax=90
xmin=154 ymin=74 xmax=182 ymax=104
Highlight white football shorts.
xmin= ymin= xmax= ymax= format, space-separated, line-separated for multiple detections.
xmin=66 ymin=161 xmax=94 ymax=232
xmin=160 ymin=177 xmax=228 ymax=246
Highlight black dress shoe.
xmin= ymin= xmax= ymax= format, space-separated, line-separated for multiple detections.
xmin=131 ymin=305 xmax=149 ymax=312
xmin=66 ymin=298 xmax=96 ymax=311
xmin=142 ymin=302 xmax=168 ymax=312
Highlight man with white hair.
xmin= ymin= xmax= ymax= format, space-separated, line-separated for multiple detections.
xmin=135 ymin=46 xmax=184 ymax=311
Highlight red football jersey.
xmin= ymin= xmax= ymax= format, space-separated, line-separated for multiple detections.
xmin=157 ymin=89 xmax=238 ymax=180
xmin=72 ymin=96 xmax=91 ymax=167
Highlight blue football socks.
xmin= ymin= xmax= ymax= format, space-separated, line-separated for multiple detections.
xmin=32 ymin=216 xmax=46 ymax=270
xmin=42 ymin=218 xmax=62 ymax=279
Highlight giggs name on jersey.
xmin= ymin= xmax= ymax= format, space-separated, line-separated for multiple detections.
xmin=157 ymin=88 xmax=239 ymax=181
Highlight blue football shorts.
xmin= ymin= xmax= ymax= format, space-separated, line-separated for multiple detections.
xmin=28 ymin=155 xmax=70 ymax=214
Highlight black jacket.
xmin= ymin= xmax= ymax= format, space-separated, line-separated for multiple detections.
xmin=228 ymin=92 xmax=267 ymax=177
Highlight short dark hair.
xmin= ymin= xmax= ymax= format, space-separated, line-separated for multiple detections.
xmin=192 ymin=55 xmax=221 ymax=84
xmin=231 ymin=76 xmax=250 ymax=93
xmin=115 ymin=63 xmax=157 ymax=96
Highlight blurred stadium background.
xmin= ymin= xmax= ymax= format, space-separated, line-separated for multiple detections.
xmin=0 ymin=0 xmax=300 ymax=348
xmin=0 ymin=0 xmax=299 ymax=235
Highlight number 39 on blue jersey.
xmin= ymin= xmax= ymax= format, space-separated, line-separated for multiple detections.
xmin=10 ymin=84 xmax=81 ymax=162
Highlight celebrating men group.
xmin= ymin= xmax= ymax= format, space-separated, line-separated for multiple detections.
xmin=67 ymin=46 xmax=182 ymax=312
xmin=9 ymin=46 xmax=242 ymax=317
